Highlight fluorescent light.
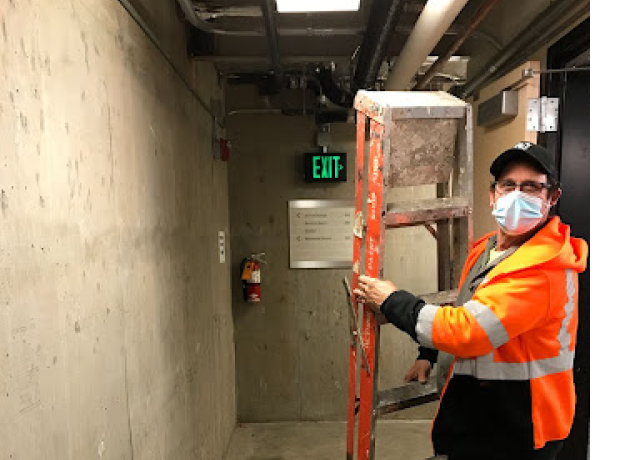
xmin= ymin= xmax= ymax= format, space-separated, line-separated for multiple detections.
xmin=276 ymin=0 xmax=361 ymax=13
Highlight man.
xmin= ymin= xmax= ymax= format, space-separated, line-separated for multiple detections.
xmin=354 ymin=142 xmax=588 ymax=460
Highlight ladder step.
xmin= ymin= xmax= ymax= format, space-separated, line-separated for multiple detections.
xmin=384 ymin=197 xmax=469 ymax=228
xmin=376 ymin=381 xmax=439 ymax=415
xmin=417 ymin=289 xmax=458 ymax=305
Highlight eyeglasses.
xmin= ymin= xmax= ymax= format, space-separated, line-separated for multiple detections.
xmin=491 ymin=179 xmax=552 ymax=195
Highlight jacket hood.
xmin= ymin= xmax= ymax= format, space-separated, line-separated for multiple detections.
xmin=494 ymin=216 xmax=588 ymax=275
xmin=457 ymin=217 xmax=587 ymax=294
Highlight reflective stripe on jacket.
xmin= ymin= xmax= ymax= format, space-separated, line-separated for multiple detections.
xmin=381 ymin=216 xmax=588 ymax=456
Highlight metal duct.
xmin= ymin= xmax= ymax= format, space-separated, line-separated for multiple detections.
xmin=386 ymin=0 xmax=469 ymax=90
xmin=353 ymin=0 xmax=407 ymax=89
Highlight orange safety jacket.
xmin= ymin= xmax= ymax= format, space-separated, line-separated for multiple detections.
xmin=381 ymin=216 xmax=588 ymax=458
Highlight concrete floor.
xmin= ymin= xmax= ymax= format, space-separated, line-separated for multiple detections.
xmin=225 ymin=420 xmax=434 ymax=460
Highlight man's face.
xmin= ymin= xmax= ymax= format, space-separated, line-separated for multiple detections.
xmin=489 ymin=161 xmax=561 ymax=222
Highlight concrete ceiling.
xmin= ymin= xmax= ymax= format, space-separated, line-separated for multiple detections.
xmin=185 ymin=0 xmax=588 ymax=92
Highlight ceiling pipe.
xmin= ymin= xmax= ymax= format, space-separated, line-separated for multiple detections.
xmin=353 ymin=0 xmax=407 ymax=89
xmin=176 ymin=0 xmax=225 ymax=32
xmin=385 ymin=0 xmax=469 ymax=90
xmin=461 ymin=0 xmax=589 ymax=98
xmin=315 ymin=0 xmax=407 ymax=108
xmin=316 ymin=65 xmax=355 ymax=108
xmin=179 ymin=24 xmax=500 ymax=50
xmin=178 ymin=0 xmax=284 ymax=78
xmin=413 ymin=0 xmax=502 ymax=90
xmin=197 ymin=6 xmax=263 ymax=20
xmin=176 ymin=0 xmax=501 ymax=52
xmin=261 ymin=0 xmax=284 ymax=77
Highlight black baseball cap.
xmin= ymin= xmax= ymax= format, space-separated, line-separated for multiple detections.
xmin=490 ymin=142 xmax=557 ymax=180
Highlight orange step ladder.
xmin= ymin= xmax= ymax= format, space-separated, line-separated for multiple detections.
xmin=346 ymin=90 xmax=474 ymax=460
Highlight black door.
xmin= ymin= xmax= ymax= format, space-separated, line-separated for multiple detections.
xmin=543 ymin=17 xmax=590 ymax=460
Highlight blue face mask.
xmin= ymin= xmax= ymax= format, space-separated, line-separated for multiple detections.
xmin=491 ymin=191 xmax=547 ymax=236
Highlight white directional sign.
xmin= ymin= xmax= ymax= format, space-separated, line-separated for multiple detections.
xmin=289 ymin=200 xmax=354 ymax=268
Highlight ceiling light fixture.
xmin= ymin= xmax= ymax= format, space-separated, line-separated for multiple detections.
xmin=275 ymin=0 xmax=361 ymax=13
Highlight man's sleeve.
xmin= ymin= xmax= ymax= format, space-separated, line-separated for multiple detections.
xmin=381 ymin=291 xmax=438 ymax=366
xmin=379 ymin=290 xmax=426 ymax=342
xmin=381 ymin=270 xmax=550 ymax=358
xmin=417 ymin=346 xmax=438 ymax=366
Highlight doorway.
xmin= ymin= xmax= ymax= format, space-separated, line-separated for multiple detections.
xmin=543 ymin=16 xmax=590 ymax=460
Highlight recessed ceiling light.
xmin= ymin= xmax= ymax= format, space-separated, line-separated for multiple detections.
xmin=276 ymin=0 xmax=361 ymax=13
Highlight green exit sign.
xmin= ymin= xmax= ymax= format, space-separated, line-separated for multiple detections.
xmin=304 ymin=152 xmax=347 ymax=182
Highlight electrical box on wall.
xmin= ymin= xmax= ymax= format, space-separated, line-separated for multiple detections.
xmin=477 ymin=90 xmax=518 ymax=127
xmin=303 ymin=152 xmax=347 ymax=182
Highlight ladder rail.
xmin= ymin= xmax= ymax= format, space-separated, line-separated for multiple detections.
xmin=356 ymin=118 xmax=386 ymax=460
xmin=346 ymin=111 xmax=367 ymax=460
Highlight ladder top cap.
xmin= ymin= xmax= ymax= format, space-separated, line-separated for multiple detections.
xmin=354 ymin=90 xmax=467 ymax=110
xmin=354 ymin=90 xmax=468 ymax=121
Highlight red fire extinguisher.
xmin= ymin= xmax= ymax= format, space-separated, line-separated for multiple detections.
xmin=241 ymin=253 xmax=265 ymax=304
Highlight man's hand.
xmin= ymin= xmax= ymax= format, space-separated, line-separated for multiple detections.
xmin=353 ymin=275 xmax=398 ymax=312
xmin=404 ymin=360 xmax=432 ymax=384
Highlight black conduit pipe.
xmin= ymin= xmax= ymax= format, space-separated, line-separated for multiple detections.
xmin=354 ymin=0 xmax=406 ymax=90
xmin=316 ymin=0 xmax=406 ymax=108
xmin=261 ymin=0 xmax=284 ymax=78
xmin=316 ymin=66 xmax=355 ymax=108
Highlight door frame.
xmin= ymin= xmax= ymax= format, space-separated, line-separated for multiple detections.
xmin=542 ymin=16 xmax=590 ymax=460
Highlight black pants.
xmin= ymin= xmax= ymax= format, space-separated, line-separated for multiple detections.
xmin=442 ymin=440 xmax=564 ymax=460
xmin=532 ymin=441 xmax=564 ymax=460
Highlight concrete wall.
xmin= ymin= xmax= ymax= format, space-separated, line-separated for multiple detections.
xmin=227 ymin=86 xmax=439 ymax=421
xmin=0 ymin=1 xmax=235 ymax=459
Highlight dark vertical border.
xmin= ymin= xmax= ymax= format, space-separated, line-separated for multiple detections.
xmin=543 ymin=16 xmax=590 ymax=460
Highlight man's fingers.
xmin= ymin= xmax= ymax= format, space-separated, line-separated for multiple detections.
xmin=404 ymin=360 xmax=431 ymax=385
xmin=418 ymin=367 xmax=427 ymax=383
xmin=404 ymin=363 xmax=419 ymax=383
xmin=404 ymin=368 xmax=416 ymax=383
xmin=358 ymin=275 xmax=375 ymax=287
